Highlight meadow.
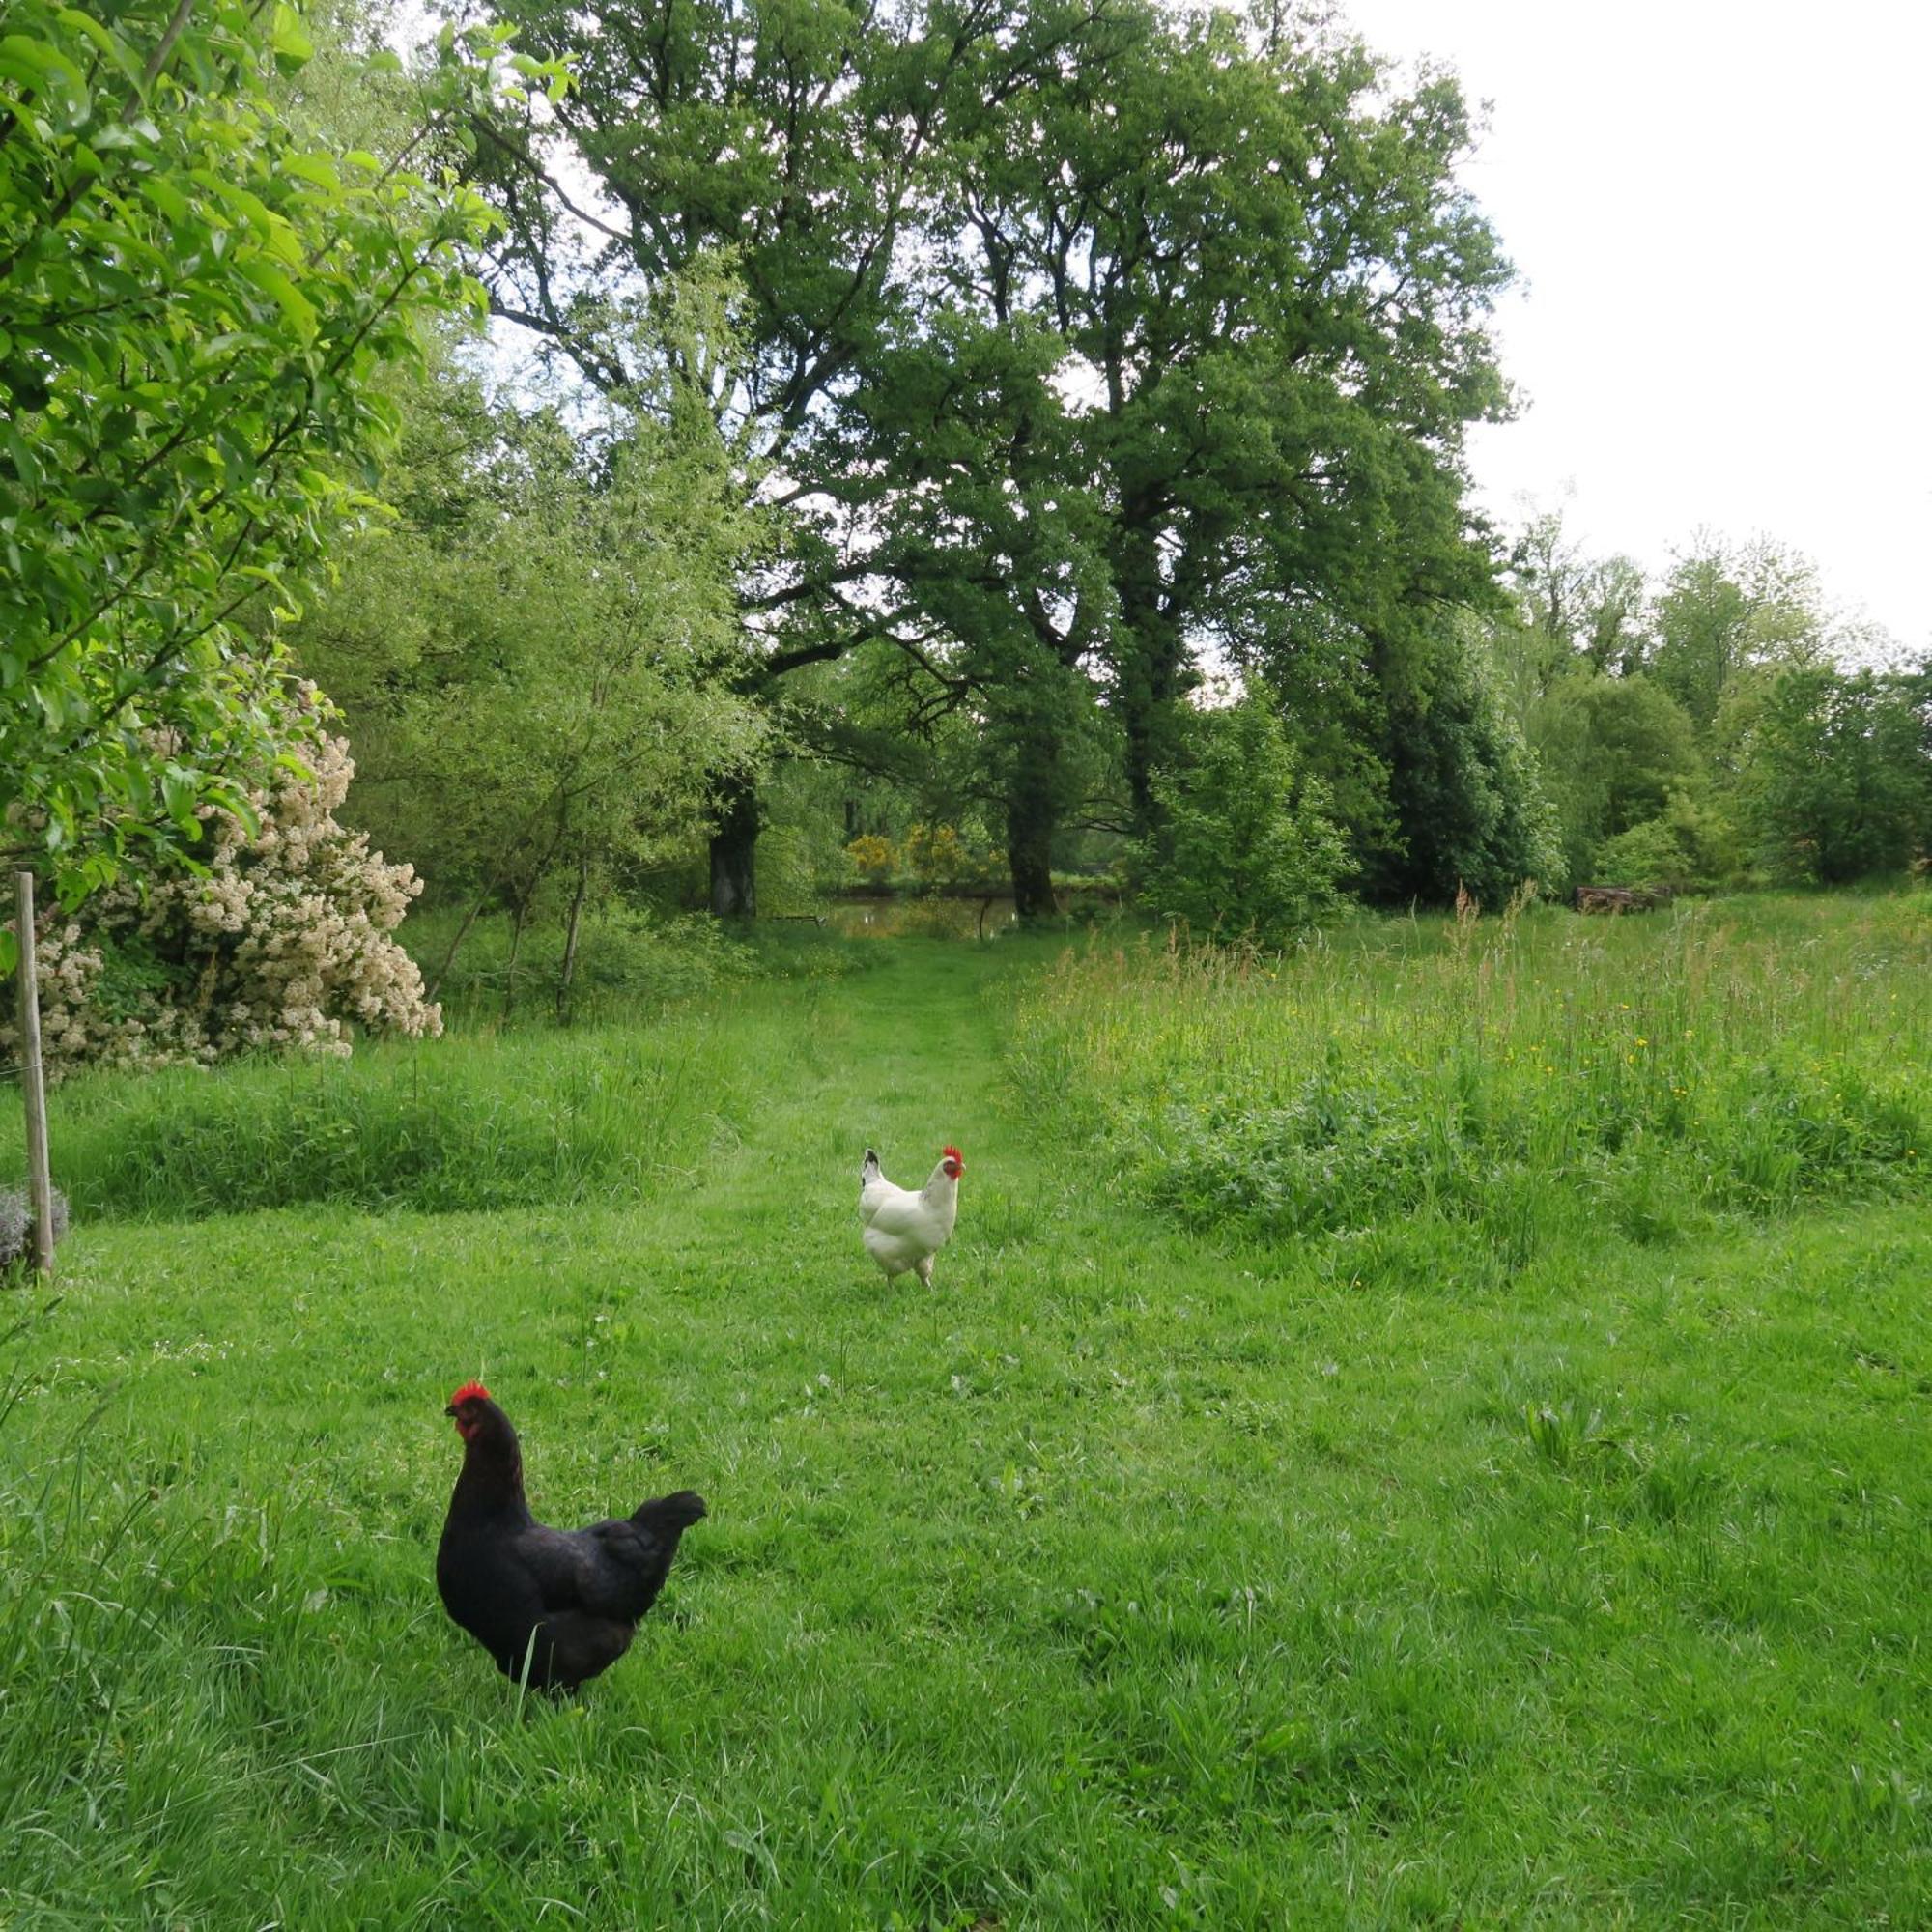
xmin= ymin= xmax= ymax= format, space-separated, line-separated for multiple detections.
xmin=2 ymin=895 xmax=1929 ymax=1927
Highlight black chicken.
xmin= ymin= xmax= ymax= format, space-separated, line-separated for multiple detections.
xmin=436 ymin=1381 xmax=706 ymax=1692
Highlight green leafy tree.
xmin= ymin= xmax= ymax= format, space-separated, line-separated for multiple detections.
xmin=1647 ymin=534 xmax=1821 ymax=732
xmin=1593 ymin=789 xmax=1739 ymax=895
xmin=1247 ymin=602 xmax=1558 ymax=905
xmin=1530 ymin=672 xmax=1704 ymax=883
xmin=1491 ymin=511 xmax=1651 ymax=726
xmin=465 ymin=0 xmax=1511 ymax=914
xmin=1731 ymin=663 xmax=1932 ymax=883
xmin=1578 ymin=555 xmax=1651 ymax=678
xmin=292 ymin=323 xmax=767 ymax=1013
xmin=467 ymin=0 xmax=1036 ymax=912
xmin=1362 ymin=618 xmax=1562 ymax=906
xmin=1135 ymin=689 xmax=1348 ymax=949
xmin=852 ymin=0 xmax=1513 ymax=895
xmin=0 ymin=0 xmax=529 ymax=946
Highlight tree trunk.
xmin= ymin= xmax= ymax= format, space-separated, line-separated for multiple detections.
xmin=1123 ymin=694 xmax=1161 ymax=835
xmin=709 ymin=773 xmax=760 ymax=919
xmin=1113 ymin=530 xmax=1191 ymax=838
xmin=424 ymin=886 xmax=490 ymax=1006
xmin=1005 ymin=730 xmax=1060 ymax=918
xmin=555 ymin=850 xmax=591 ymax=1025
xmin=501 ymin=892 xmax=531 ymax=1022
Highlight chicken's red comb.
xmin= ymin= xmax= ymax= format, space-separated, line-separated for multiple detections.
xmin=942 ymin=1145 xmax=964 ymax=1165
xmin=448 ymin=1380 xmax=492 ymax=1406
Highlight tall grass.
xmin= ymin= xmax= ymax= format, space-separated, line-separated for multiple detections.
xmin=1009 ymin=891 xmax=1932 ymax=1274
xmin=405 ymin=903 xmax=868 ymax=1029
xmin=0 ymin=912 xmax=888 ymax=1221
xmin=6 ymin=1023 xmax=741 ymax=1218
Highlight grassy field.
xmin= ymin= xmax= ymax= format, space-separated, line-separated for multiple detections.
xmin=2 ymin=899 xmax=1929 ymax=1927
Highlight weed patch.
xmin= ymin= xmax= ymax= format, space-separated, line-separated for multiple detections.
xmin=1010 ymin=893 xmax=1932 ymax=1263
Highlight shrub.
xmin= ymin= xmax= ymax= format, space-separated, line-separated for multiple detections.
xmin=845 ymin=835 xmax=896 ymax=885
xmin=1731 ymin=663 xmax=1932 ymax=883
xmin=1594 ymin=790 xmax=1739 ymax=894
xmin=1009 ymin=893 xmax=1932 ymax=1264
xmin=3 ymin=710 xmax=439 ymax=1077
xmin=904 ymin=822 xmax=996 ymax=891
xmin=1135 ymin=690 xmax=1350 ymax=950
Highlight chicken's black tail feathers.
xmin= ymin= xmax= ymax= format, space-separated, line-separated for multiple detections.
xmin=861 ymin=1148 xmax=882 ymax=1188
xmin=633 ymin=1490 xmax=707 ymax=1537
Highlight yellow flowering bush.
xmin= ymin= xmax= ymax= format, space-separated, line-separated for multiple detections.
xmin=845 ymin=835 xmax=896 ymax=885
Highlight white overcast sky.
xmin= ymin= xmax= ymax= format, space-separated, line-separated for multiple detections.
xmin=1342 ymin=0 xmax=1932 ymax=648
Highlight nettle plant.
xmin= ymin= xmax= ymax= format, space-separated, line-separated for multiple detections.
xmin=4 ymin=704 xmax=440 ymax=1075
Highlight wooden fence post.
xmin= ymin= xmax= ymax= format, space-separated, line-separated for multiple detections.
xmin=14 ymin=871 xmax=55 ymax=1277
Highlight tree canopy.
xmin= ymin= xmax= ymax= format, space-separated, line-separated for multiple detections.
xmin=0 ymin=0 xmax=528 ymax=951
xmin=466 ymin=0 xmax=1515 ymax=911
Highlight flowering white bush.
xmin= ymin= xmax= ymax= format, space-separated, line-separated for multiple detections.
xmin=5 ymin=724 xmax=440 ymax=1078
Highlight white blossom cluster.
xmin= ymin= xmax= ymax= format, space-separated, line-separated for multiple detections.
xmin=5 ymin=730 xmax=441 ymax=1078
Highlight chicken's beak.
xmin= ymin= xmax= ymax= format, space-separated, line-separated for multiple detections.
xmin=443 ymin=1404 xmax=458 ymax=1419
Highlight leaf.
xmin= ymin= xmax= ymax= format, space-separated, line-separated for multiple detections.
xmin=0 ymin=35 xmax=84 ymax=95
xmin=282 ymin=152 xmax=341 ymax=194
xmin=138 ymin=174 xmax=190 ymax=225
xmin=55 ymin=9 xmax=142 ymax=87
xmin=237 ymin=255 xmax=318 ymax=341
xmin=1 ymin=422 xmax=43 ymax=491
xmin=270 ymin=4 xmax=314 ymax=66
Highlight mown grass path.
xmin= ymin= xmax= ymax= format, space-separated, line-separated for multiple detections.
xmin=3 ymin=938 xmax=1929 ymax=1928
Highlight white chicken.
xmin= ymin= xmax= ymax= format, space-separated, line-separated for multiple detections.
xmin=859 ymin=1145 xmax=963 ymax=1287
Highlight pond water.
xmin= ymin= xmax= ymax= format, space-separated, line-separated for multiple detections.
xmin=820 ymin=895 xmax=1021 ymax=939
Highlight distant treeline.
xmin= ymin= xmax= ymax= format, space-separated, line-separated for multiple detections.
xmin=4 ymin=0 xmax=1925 ymax=1066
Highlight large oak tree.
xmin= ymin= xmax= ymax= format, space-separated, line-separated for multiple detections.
xmin=468 ymin=0 xmax=1513 ymax=912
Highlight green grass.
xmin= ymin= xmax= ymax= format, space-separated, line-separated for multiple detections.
xmin=19 ymin=919 xmax=884 ymax=1221
xmin=25 ymin=1021 xmax=743 ymax=1219
xmin=1011 ymin=892 xmax=1932 ymax=1280
xmin=3 ymin=910 xmax=1930 ymax=1926
xmin=403 ymin=902 xmax=869 ymax=1031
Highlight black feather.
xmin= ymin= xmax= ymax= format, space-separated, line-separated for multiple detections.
xmin=436 ymin=1394 xmax=704 ymax=1692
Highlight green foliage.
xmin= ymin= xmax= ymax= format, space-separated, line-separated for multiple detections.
xmin=1012 ymin=892 xmax=1932 ymax=1265
xmin=903 ymin=823 xmax=995 ymax=892
xmin=1498 ymin=513 xmax=1652 ymax=708
xmin=1648 ymin=534 xmax=1822 ymax=731
xmin=1135 ymin=691 xmax=1349 ymax=948
xmin=0 ymin=0 xmax=531 ymax=932
xmin=25 ymin=1013 xmax=739 ymax=1218
xmin=1595 ymin=789 xmax=1740 ymax=895
xmin=471 ymin=0 xmax=1512 ymax=905
xmin=1483 ymin=515 xmax=1932 ymax=899
xmin=1356 ymin=617 xmax=1562 ymax=906
xmin=1531 ymin=672 xmax=1706 ymax=883
xmin=1731 ymin=662 xmax=1932 ymax=883
xmin=407 ymin=904 xmax=761 ymax=1030
xmin=291 ymin=314 xmax=767 ymax=952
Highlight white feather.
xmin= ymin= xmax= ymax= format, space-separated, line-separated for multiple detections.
xmin=858 ymin=1150 xmax=959 ymax=1282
